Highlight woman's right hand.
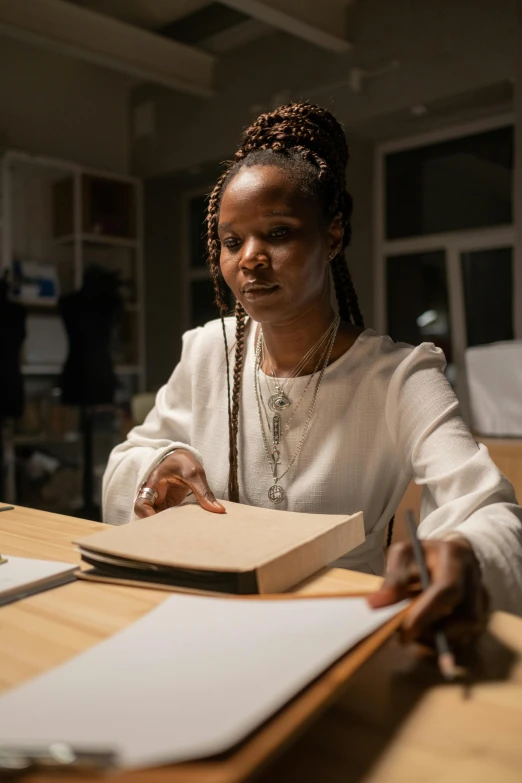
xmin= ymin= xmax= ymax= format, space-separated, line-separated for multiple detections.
xmin=134 ymin=449 xmax=226 ymax=518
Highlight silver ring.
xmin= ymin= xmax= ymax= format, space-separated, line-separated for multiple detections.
xmin=136 ymin=487 xmax=158 ymax=506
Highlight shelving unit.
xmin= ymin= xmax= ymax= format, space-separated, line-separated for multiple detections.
xmin=0 ymin=150 xmax=145 ymax=511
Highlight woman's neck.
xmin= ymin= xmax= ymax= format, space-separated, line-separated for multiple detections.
xmin=258 ymin=305 xmax=339 ymax=377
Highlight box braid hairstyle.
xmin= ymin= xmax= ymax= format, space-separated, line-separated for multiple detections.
xmin=206 ymin=102 xmax=366 ymax=503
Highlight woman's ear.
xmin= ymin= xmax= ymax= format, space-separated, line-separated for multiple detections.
xmin=327 ymin=214 xmax=344 ymax=260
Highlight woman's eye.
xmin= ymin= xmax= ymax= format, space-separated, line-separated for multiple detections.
xmin=223 ymin=238 xmax=240 ymax=249
xmin=269 ymin=227 xmax=289 ymax=238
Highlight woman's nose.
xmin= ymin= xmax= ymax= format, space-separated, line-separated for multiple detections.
xmin=239 ymin=239 xmax=270 ymax=270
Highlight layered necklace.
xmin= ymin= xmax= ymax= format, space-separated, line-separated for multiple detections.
xmin=254 ymin=315 xmax=340 ymax=504
xmin=263 ymin=317 xmax=339 ymax=412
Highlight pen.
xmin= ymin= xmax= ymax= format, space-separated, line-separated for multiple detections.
xmin=0 ymin=505 xmax=14 ymax=512
xmin=404 ymin=509 xmax=465 ymax=682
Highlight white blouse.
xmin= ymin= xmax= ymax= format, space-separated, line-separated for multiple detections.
xmin=103 ymin=318 xmax=522 ymax=615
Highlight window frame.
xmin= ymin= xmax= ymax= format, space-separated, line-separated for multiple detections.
xmin=374 ymin=113 xmax=516 ymax=413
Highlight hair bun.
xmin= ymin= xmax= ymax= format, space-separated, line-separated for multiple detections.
xmin=238 ymin=102 xmax=349 ymax=185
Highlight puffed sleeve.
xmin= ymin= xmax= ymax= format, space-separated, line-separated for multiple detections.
xmin=385 ymin=342 xmax=522 ymax=615
xmin=102 ymin=328 xmax=203 ymax=526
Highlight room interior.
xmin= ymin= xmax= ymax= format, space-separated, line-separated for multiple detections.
xmin=1 ymin=0 xmax=520 ymax=528
xmin=1 ymin=2 xmax=522 ymax=780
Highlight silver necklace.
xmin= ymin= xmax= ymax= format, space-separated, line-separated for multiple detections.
xmin=258 ymin=336 xmax=331 ymax=440
xmin=263 ymin=320 xmax=337 ymax=411
xmin=262 ymin=318 xmax=338 ymax=412
xmin=260 ymin=339 xmax=324 ymax=422
xmin=254 ymin=316 xmax=340 ymax=504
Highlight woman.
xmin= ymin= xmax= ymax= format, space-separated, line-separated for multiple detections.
xmin=104 ymin=103 xmax=522 ymax=641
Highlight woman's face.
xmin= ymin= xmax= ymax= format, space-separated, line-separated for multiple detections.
xmin=218 ymin=165 xmax=342 ymax=324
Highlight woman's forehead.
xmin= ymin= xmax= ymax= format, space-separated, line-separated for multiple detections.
xmin=220 ymin=165 xmax=313 ymax=216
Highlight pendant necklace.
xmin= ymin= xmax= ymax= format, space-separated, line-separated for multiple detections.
xmin=262 ymin=319 xmax=338 ymax=413
xmin=254 ymin=315 xmax=340 ymax=504
xmin=257 ymin=317 xmax=336 ymax=457
xmin=257 ymin=339 xmax=330 ymax=503
xmin=259 ymin=336 xmax=331 ymax=441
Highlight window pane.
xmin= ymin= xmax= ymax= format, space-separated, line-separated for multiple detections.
xmin=386 ymin=250 xmax=452 ymax=361
xmin=385 ymin=127 xmax=513 ymax=239
xmin=189 ymin=195 xmax=208 ymax=269
xmin=461 ymin=247 xmax=513 ymax=347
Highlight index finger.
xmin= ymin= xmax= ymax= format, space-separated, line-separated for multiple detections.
xmin=368 ymin=542 xmax=417 ymax=608
xmin=167 ymin=472 xmax=226 ymax=514
xmin=401 ymin=544 xmax=462 ymax=642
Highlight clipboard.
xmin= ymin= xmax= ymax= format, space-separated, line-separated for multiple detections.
xmin=5 ymin=602 xmax=407 ymax=783
xmin=163 ymin=605 xmax=407 ymax=783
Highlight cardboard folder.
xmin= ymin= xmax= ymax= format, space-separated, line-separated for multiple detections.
xmin=76 ymin=500 xmax=365 ymax=595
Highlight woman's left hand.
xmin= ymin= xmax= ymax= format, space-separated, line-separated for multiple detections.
xmin=368 ymin=537 xmax=489 ymax=646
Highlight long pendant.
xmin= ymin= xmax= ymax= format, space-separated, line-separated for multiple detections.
xmin=268 ymin=393 xmax=291 ymax=412
xmin=272 ymin=414 xmax=281 ymax=444
xmin=268 ymin=448 xmax=284 ymax=504
xmin=255 ymin=316 xmax=340 ymax=506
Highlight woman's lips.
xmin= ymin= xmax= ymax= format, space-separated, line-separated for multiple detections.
xmin=242 ymin=286 xmax=279 ymax=301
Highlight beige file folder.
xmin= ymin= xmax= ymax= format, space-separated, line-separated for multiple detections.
xmin=76 ymin=500 xmax=365 ymax=594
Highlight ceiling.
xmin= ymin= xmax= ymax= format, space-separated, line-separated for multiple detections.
xmin=68 ymin=0 xmax=273 ymax=53
xmin=68 ymin=0 xmax=212 ymax=30
xmin=0 ymin=0 xmax=351 ymax=98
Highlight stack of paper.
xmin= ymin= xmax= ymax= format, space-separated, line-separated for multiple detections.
xmin=0 ymin=556 xmax=76 ymax=607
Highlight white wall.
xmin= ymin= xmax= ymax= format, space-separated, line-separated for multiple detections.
xmin=0 ymin=36 xmax=134 ymax=172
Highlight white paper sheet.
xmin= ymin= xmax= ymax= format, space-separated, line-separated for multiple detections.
xmin=0 ymin=595 xmax=406 ymax=769
xmin=0 ymin=556 xmax=76 ymax=606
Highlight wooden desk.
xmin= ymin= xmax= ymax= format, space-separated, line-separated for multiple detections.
xmin=1 ymin=506 xmax=522 ymax=783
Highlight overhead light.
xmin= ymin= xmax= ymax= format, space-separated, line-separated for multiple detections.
xmin=304 ymin=59 xmax=399 ymax=98
xmin=411 ymin=103 xmax=428 ymax=117
xmin=349 ymin=67 xmax=363 ymax=93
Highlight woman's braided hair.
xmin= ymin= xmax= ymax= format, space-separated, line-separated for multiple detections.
xmin=206 ymin=102 xmax=364 ymax=503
